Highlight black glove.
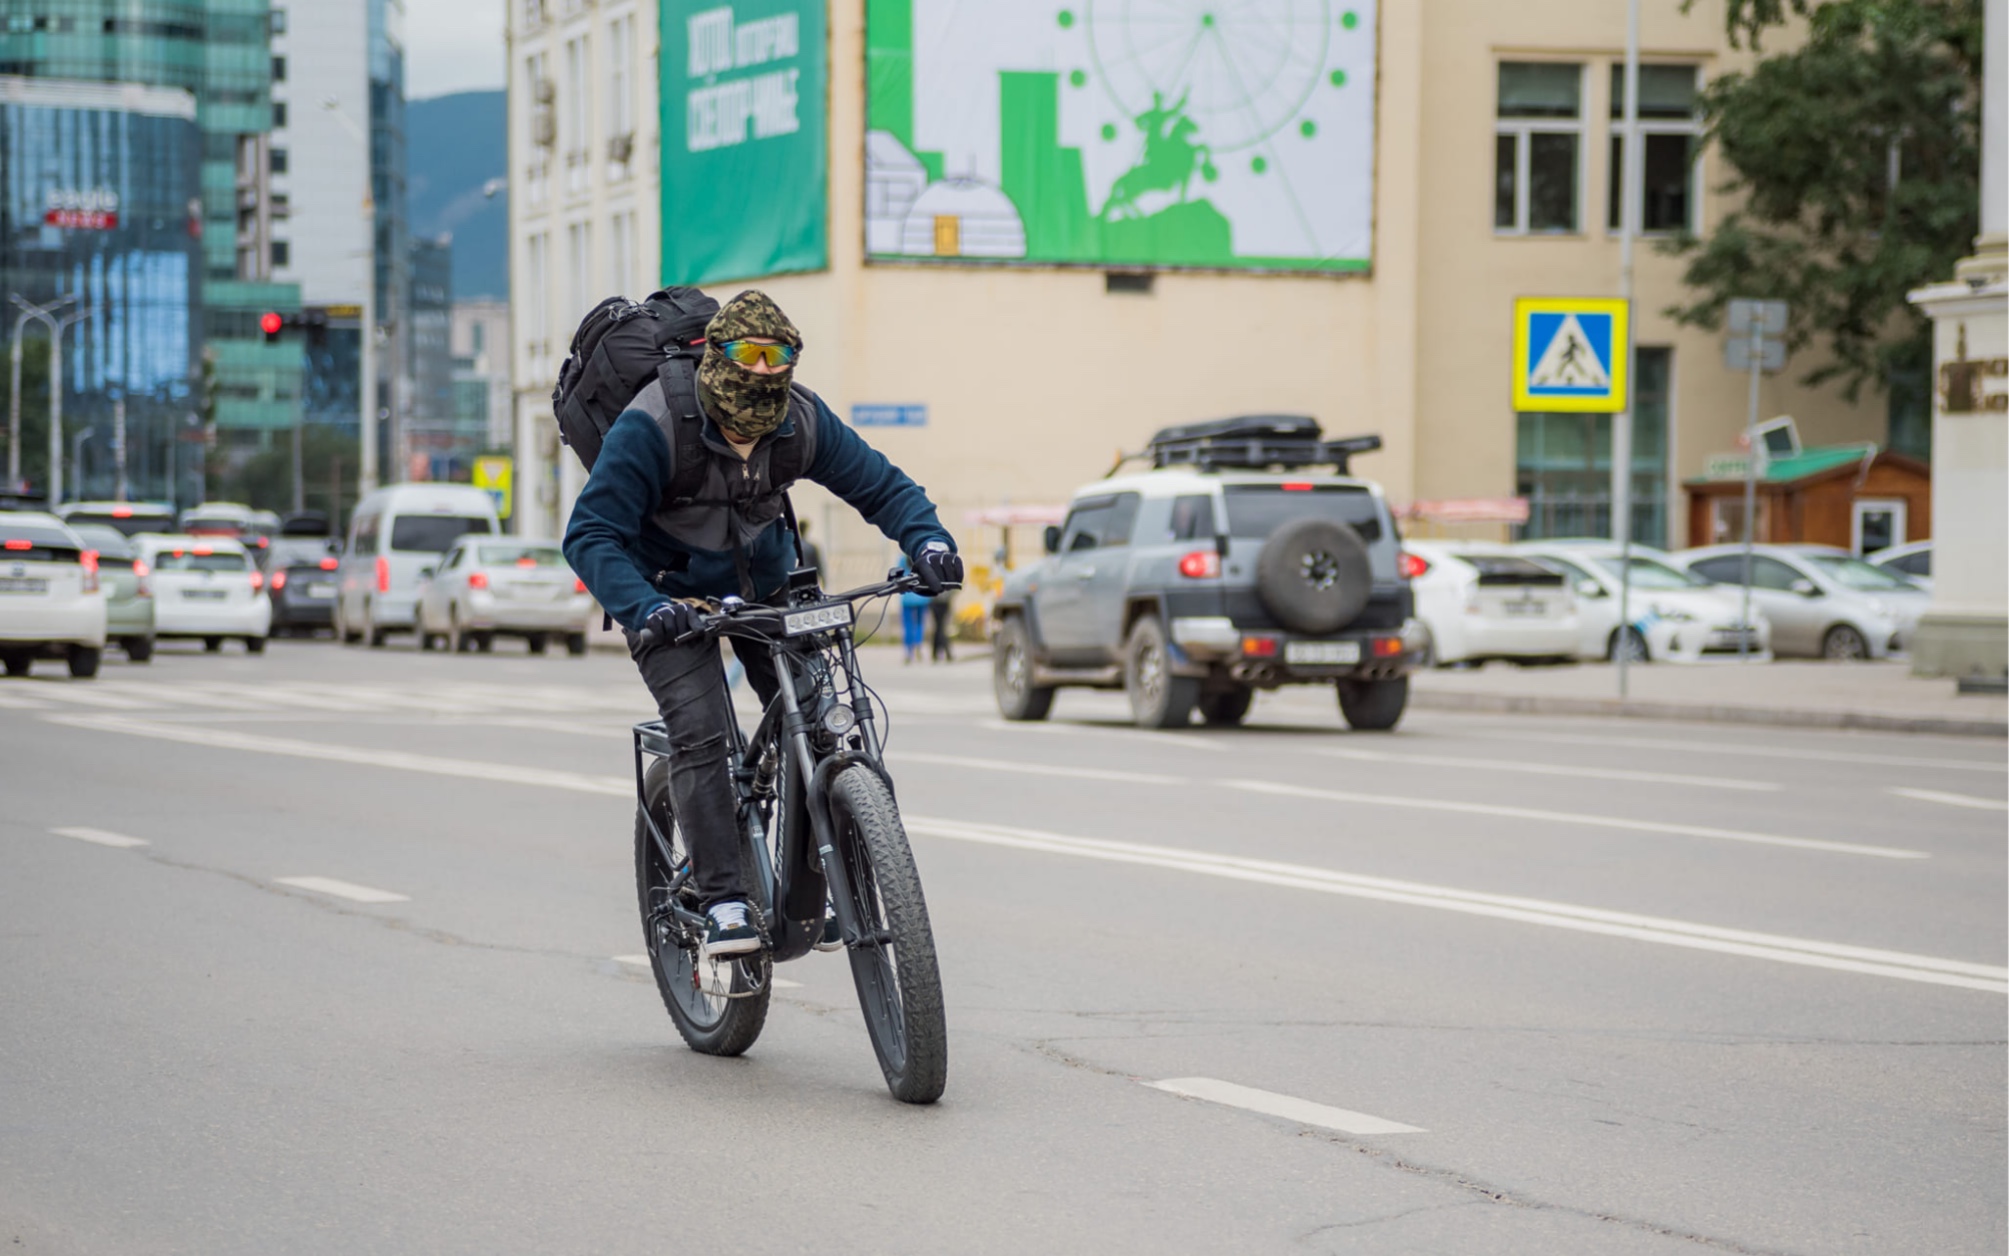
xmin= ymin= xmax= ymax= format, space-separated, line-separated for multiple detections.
xmin=912 ymin=541 xmax=963 ymax=595
xmin=639 ymin=600 xmax=703 ymax=647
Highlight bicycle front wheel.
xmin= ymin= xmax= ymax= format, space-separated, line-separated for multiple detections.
xmin=831 ymin=765 xmax=947 ymax=1104
xmin=636 ymin=759 xmax=771 ymax=1056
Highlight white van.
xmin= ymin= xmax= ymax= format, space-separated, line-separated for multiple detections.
xmin=336 ymin=484 xmax=501 ymax=646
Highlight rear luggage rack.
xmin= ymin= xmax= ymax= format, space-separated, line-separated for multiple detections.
xmin=1120 ymin=415 xmax=1383 ymax=476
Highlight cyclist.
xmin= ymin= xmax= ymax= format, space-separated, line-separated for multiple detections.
xmin=563 ymin=290 xmax=962 ymax=961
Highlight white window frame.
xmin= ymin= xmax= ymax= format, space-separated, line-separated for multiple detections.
xmin=566 ymin=220 xmax=593 ymax=325
xmin=524 ymin=232 xmax=549 ymax=373
xmin=1608 ymin=64 xmax=1704 ymax=237
xmin=1494 ymin=62 xmax=1584 ymax=236
xmin=607 ymin=210 xmax=634 ymax=292
xmin=606 ymin=14 xmax=633 ymax=143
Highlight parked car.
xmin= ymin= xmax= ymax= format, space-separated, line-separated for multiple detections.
xmin=1515 ymin=541 xmax=1769 ymax=662
xmin=55 ymin=500 xmax=177 ymax=538
xmin=415 ymin=538 xmax=594 ymax=655
xmin=1404 ymin=540 xmax=1580 ymax=667
xmin=265 ymin=536 xmax=343 ymax=636
xmin=0 ymin=511 xmax=107 ymax=677
xmin=67 ymin=523 xmax=157 ymax=661
xmin=336 ymin=483 xmax=501 ymax=647
xmin=1870 ymin=539 xmax=1932 ymax=591
xmin=134 ymin=534 xmax=271 ymax=653
xmin=992 ymin=416 xmax=1418 ymax=731
xmin=1673 ymin=544 xmax=1929 ymax=660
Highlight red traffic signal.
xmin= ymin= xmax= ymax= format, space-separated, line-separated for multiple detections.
xmin=260 ymin=311 xmax=283 ymax=341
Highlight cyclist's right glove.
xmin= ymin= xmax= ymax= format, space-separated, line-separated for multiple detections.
xmin=641 ymin=600 xmax=702 ymax=646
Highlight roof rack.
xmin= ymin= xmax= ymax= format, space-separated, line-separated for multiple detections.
xmin=1130 ymin=415 xmax=1383 ymax=476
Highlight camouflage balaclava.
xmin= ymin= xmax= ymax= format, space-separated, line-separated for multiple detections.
xmin=697 ymin=290 xmax=802 ymax=441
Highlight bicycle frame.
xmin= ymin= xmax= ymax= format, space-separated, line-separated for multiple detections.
xmin=633 ymin=580 xmax=903 ymax=965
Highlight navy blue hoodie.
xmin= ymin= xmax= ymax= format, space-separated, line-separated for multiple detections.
xmin=562 ymin=392 xmax=953 ymax=632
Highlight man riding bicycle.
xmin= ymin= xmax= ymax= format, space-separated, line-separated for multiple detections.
xmin=563 ymin=290 xmax=962 ymax=962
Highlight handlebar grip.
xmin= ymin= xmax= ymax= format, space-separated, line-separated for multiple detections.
xmin=636 ymin=626 xmax=659 ymax=648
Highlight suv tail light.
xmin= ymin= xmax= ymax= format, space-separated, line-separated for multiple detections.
xmin=319 ymin=556 xmax=339 ymax=571
xmin=250 ymin=570 xmax=264 ymax=592
xmin=80 ymin=549 xmax=99 ymax=594
xmin=1177 ymin=550 xmax=1220 ymax=579
xmin=374 ymin=555 xmax=390 ymax=594
xmin=1399 ymin=551 xmax=1430 ymax=580
xmin=468 ymin=570 xmax=489 ymax=590
xmin=133 ymin=559 xmax=151 ymax=598
xmin=1241 ymin=635 xmax=1278 ymax=658
xmin=270 ymin=569 xmax=287 ymax=591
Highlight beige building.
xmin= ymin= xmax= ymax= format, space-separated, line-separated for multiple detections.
xmin=507 ymin=0 xmax=1884 ymax=583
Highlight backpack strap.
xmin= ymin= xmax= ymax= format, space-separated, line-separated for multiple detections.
xmin=656 ymin=356 xmax=712 ymax=508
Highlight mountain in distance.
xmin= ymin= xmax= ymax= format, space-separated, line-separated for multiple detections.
xmin=407 ymin=90 xmax=507 ymax=301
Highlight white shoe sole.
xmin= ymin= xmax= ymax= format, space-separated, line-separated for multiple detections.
xmin=701 ymin=935 xmax=761 ymax=961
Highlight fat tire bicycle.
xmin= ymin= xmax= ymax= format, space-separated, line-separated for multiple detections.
xmin=632 ymin=568 xmax=950 ymax=1104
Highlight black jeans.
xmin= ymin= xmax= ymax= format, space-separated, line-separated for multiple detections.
xmin=628 ymin=631 xmax=780 ymax=906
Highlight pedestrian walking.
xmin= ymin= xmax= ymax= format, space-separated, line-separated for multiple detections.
xmin=900 ymin=584 xmax=929 ymax=664
xmin=928 ymin=590 xmax=954 ymax=662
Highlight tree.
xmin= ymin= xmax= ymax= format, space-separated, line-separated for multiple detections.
xmin=1668 ymin=0 xmax=1982 ymax=422
xmin=3 ymin=336 xmax=52 ymax=495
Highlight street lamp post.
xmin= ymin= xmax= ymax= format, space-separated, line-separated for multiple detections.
xmin=1613 ymin=0 xmax=1642 ymax=697
xmin=8 ymin=294 xmax=77 ymax=492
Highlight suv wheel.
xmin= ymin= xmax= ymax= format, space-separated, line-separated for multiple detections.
xmin=992 ymin=616 xmax=1055 ymax=721
xmin=1198 ymin=686 xmax=1253 ymax=727
xmin=1337 ymin=676 xmax=1408 ymax=732
xmin=1125 ymin=616 xmax=1198 ymax=729
xmin=67 ymin=645 xmax=102 ymax=679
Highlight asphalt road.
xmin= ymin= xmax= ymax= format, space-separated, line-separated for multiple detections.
xmin=2 ymin=635 xmax=2004 ymax=1255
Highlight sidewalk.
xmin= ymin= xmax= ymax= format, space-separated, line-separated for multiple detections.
xmin=1410 ymin=659 xmax=2008 ymax=738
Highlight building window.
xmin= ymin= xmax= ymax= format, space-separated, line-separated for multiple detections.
xmin=563 ymin=35 xmax=591 ymax=156
xmin=273 ymin=101 xmax=287 ymax=128
xmin=525 ymin=232 xmax=549 ymax=362
xmin=271 ymin=55 xmax=286 ymax=82
xmin=272 ymin=240 xmax=290 ymax=267
xmin=566 ymin=221 xmax=593 ymax=323
xmin=606 ymin=14 xmax=633 ymax=145
xmin=271 ymin=9 xmax=286 ymax=34
xmin=1609 ymin=65 xmax=1701 ymax=234
xmin=1516 ymin=348 xmax=1672 ymax=544
xmin=1495 ymin=62 xmax=1583 ymax=235
xmin=269 ymin=147 xmax=288 ymax=174
xmin=608 ymin=210 xmax=634 ymax=290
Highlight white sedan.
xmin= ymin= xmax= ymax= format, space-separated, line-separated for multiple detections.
xmin=416 ymin=538 xmax=595 ymax=655
xmin=1516 ymin=542 xmax=1771 ymax=663
xmin=134 ymin=534 xmax=272 ymax=653
xmin=1403 ymin=540 xmax=1580 ymax=666
xmin=0 ymin=511 xmax=107 ymax=678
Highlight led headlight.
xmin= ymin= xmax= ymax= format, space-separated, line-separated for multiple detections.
xmin=783 ymin=602 xmax=854 ymax=637
xmin=822 ymin=703 xmax=858 ymax=735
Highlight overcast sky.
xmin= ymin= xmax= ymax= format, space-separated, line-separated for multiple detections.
xmin=404 ymin=0 xmax=507 ymax=100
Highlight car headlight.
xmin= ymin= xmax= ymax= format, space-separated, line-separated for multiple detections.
xmin=1651 ymin=604 xmax=1696 ymax=623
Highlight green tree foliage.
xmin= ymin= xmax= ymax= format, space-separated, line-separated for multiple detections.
xmin=207 ymin=423 xmax=359 ymax=524
xmin=2 ymin=337 xmax=52 ymax=494
xmin=1669 ymin=0 xmax=1982 ymax=400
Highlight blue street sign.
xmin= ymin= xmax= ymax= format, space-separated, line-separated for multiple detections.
xmin=1512 ymin=297 xmax=1630 ymax=413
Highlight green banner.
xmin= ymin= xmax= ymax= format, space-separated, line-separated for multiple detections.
xmin=661 ymin=0 xmax=828 ymax=285
xmin=865 ymin=0 xmax=1376 ymax=272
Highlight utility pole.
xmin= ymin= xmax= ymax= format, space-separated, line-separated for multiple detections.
xmin=112 ymin=393 xmax=127 ymax=502
xmin=8 ymin=294 xmax=77 ymax=492
xmin=1613 ymin=0 xmax=1641 ymax=698
xmin=40 ymin=305 xmax=92 ymax=506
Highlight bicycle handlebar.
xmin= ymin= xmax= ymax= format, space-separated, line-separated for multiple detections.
xmin=636 ymin=570 xmax=961 ymax=649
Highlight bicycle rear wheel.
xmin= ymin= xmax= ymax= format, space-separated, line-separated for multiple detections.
xmin=635 ymin=760 xmax=771 ymax=1056
xmin=830 ymin=765 xmax=947 ymax=1103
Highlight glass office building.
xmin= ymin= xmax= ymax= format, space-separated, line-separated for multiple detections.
xmin=0 ymin=76 xmax=203 ymax=503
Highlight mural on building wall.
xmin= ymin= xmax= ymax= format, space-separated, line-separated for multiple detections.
xmin=660 ymin=1 xmax=828 ymax=285
xmin=866 ymin=0 xmax=1377 ymax=272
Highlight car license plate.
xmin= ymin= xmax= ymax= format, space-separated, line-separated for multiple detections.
xmin=307 ymin=582 xmax=336 ymax=598
xmin=0 ymin=577 xmax=47 ymax=594
xmin=1502 ymin=598 xmax=1547 ymax=616
xmin=183 ymin=588 xmax=226 ymax=600
xmin=1285 ymin=640 xmax=1360 ymax=665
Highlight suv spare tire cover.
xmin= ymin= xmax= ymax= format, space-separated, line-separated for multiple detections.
xmin=1254 ymin=517 xmax=1373 ymax=635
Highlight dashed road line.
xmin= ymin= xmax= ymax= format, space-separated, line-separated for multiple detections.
xmin=889 ymin=751 xmax=1183 ymax=786
xmin=1889 ymin=787 xmax=2009 ymax=812
xmin=273 ymin=876 xmax=410 ymax=904
xmin=1310 ymin=746 xmax=1780 ymax=792
xmin=904 ymin=815 xmax=2006 ymax=993
xmin=50 ymin=826 xmax=149 ymax=849
xmin=1146 ymin=1077 xmax=1425 ymax=1135
xmin=1483 ymin=729 xmax=2007 ymax=774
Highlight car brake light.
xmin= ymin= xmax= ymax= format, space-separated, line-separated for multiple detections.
xmin=2 ymin=539 xmax=29 ymax=551
xmin=193 ymin=546 xmax=213 ymax=556
xmin=1399 ymin=551 xmax=1430 ymax=579
xmin=516 ymin=556 xmax=538 ymax=568
xmin=468 ymin=570 xmax=489 ymax=590
xmin=1281 ymin=481 xmax=1314 ymax=492
xmin=270 ymin=569 xmax=287 ymax=591
xmin=375 ymin=555 xmax=389 ymax=593
xmin=1177 ymin=550 xmax=1220 ymax=579
xmin=133 ymin=559 xmax=149 ymax=579
xmin=80 ymin=549 xmax=99 ymax=594
xmin=1372 ymin=636 xmax=1403 ymax=658
xmin=319 ymin=556 xmax=339 ymax=571
xmin=1241 ymin=635 xmax=1278 ymax=658
xmin=574 ymin=577 xmax=586 ymax=594
xmin=111 ymin=506 xmax=132 ymax=518
xmin=250 ymin=570 xmax=264 ymax=592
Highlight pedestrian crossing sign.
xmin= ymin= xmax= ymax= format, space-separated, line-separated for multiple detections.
xmin=1513 ymin=297 xmax=1629 ymax=413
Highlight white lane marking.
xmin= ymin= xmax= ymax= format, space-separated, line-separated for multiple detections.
xmin=1225 ymin=778 xmax=1924 ymax=861
xmin=1146 ymin=1077 xmax=1425 ymax=1135
xmin=273 ymin=876 xmax=410 ymax=904
xmin=0 ymin=691 xmax=52 ymax=709
xmin=1311 ymin=746 xmax=1779 ymax=792
xmin=611 ymin=955 xmax=801 ymax=988
xmin=47 ymin=714 xmax=632 ymax=797
xmin=889 ymin=751 xmax=1182 ymax=786
xmin=976 ymin=718 xmax=1230 ymax=751
xmin=1889 ymin=787 xmax=2009 ymax=812
xmin=5 ymin=683 xmax=155 ymax=709
xmin=50 ymin=826 xmax=149 ymax=849
xmin=904 ymin=816 xmax=2007 ymax=993
xmin=1484 ymin=729 xmax=2007 ymax=775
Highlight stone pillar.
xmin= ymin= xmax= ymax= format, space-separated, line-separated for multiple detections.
xmin=1905 ymin=0 xmax=2007 ymax=680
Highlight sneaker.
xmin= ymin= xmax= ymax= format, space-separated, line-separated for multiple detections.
xmin=812 ymin=910 xmax=844 ymax=952
xmin=702 ymin=900 xmax=762 ymax=959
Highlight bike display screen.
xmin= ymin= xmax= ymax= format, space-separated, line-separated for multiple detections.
xmin=783 ymin=602 xmax=854 ymax=637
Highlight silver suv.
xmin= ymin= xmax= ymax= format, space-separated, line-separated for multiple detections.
xmin=992 ymin=416 xmax=1419 ymax=730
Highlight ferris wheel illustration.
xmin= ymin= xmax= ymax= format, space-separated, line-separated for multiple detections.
xmin=1085 ymin=0 xmax=1335 ymax=154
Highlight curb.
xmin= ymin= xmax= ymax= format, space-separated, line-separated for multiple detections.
xmin=1409 ymin=689 xmax=2009 ymax=739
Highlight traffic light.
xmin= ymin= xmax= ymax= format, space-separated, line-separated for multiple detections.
xmin=260 ymin=311 xmax=283 ymax=343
